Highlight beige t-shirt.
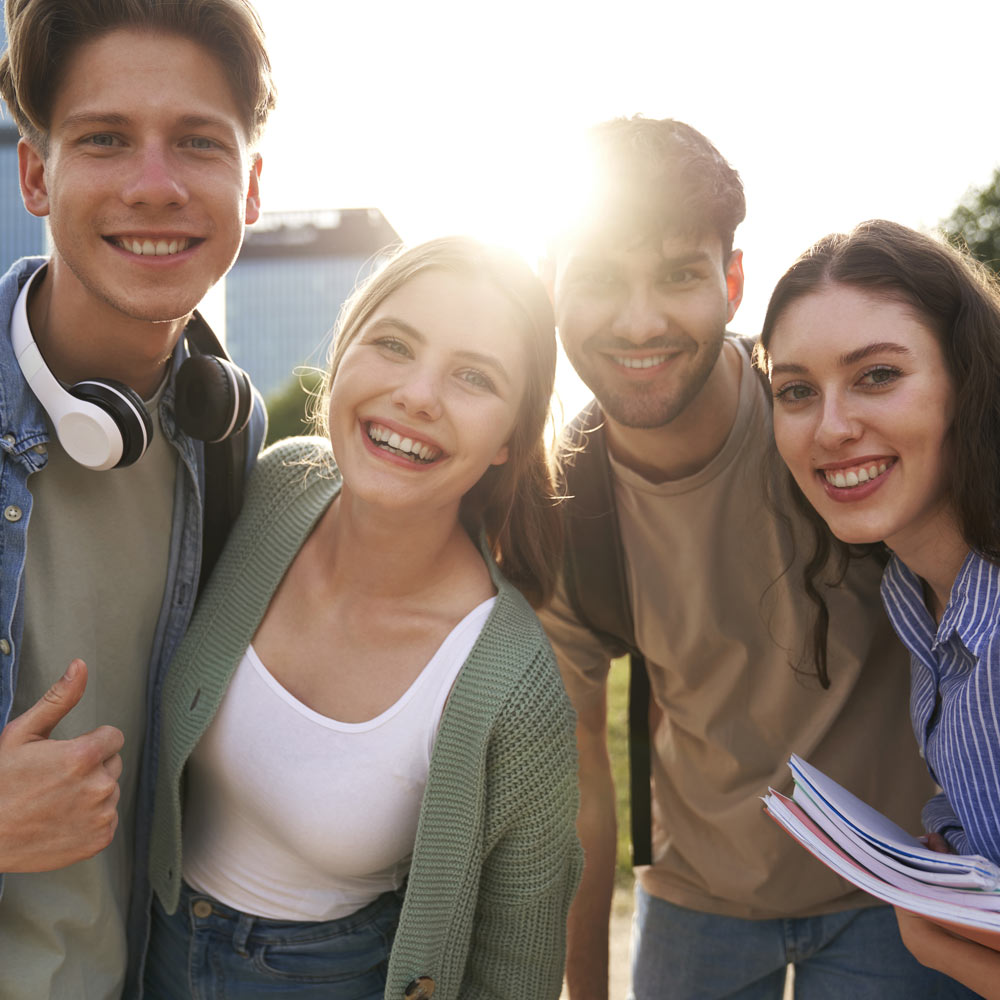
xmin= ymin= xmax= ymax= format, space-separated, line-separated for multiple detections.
xmin=541 ymin=340 xmax=935 ymax=919
xmin=0 ymin=381 xmax=177 ymax=999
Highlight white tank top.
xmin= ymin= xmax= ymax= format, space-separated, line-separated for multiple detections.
xmin=182 ymin=597 xmax=495 ymax=921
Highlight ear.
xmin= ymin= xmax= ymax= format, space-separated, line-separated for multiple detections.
xmin=244 ymin=153 xmax=263 ymax=225
xmin=725 ymin=249 xmax=744 ymax=323
xmin=18 ymin=138 xmax=50 ymax=218
xmin=490 ymin=442 xmax=510 ymax=467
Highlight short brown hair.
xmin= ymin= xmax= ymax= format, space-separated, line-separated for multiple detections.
xmin=555 ymin=116 xmax=746 ymax=260
xmin=0 ymin=0 xmax=276 ymax=150
xmin=310 ymin=236 xmax=562 ymax=609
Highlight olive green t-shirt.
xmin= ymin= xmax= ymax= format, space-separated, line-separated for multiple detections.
xmin=0 ymin=382 xmax=176 ymax=999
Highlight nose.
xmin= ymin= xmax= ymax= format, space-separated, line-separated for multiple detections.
xmin=390 ymin=365 xmax=443 ymax=421
xmin=610 ymin=286 xmax=669 ymax=345
xmin=815 ymin=392 xmax=862 ymax=449
xmin=121 ymin=142 xmax=189 ymax=208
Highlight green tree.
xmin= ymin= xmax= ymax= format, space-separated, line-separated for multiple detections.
xmin=941 ymin=167 xmax=1000 ymax=276
xmin=264 ymin=369 xmax=324 ymax=446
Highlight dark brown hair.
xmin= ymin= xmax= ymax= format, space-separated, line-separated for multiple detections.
xmin=554 ymin=115 xmax=746 ymax=260
xmin=311 ymin=235 xmax=562 ymax=609
xmin=757 ymin=218 xmax=1000 ymax=685
xmin=0 ymin=0 xmax=276 ymax=150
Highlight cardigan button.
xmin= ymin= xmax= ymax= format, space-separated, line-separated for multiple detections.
xmin=404 ymin=977 xmax=435 ymax=999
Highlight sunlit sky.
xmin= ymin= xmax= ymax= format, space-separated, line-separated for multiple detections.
xmin=252 ymin=0 xmax=998 ymax=318
xmin=249 ymin=0 xmax=999 ymax=411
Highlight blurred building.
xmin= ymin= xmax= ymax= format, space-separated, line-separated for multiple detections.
xmin=0 ymin=18 xmax=47 ymax=264
xmin=225 ymin=208 xmax=400 ymax=399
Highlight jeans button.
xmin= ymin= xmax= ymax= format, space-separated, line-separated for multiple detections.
xmin=192 ymin=899 xmax=213 ymax=918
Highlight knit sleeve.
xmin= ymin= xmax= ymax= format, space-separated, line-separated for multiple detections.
xmin=458 ymin=643 xmax=583 ymax=998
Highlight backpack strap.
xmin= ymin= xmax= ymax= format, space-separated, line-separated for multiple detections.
xmin=199 ymin=430 xmax=249 ymax=593
xmin=182 ymin=314 xmax=253 ymax=594
xmin=561 ymin=399 xmax=652 ymax=866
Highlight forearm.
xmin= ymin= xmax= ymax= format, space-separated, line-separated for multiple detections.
xmin=565 ymin=788 xmax=617 ymax=999
xmin=565 ymin=704 xmax=618 ymax=1000
xmin=896 ymin=908 xmax=1000 ymax=999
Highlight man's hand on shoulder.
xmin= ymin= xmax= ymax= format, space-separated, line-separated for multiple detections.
xmin=0 ymin=659 xmax=124 ymax=872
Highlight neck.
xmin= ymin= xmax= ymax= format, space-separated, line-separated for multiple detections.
xmin=28 ymin=259 xmax=186 ymax=399
xmin=604 ymin=339 xmax=742 ymax=483
xmin=313 ymin=487 xmax=479 ymax=600
xmin=889 ymin=515 xmax=970 ymax=624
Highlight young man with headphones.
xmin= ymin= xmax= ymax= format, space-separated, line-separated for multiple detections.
xmin=0 ymin=2 xmax=275 ymax=996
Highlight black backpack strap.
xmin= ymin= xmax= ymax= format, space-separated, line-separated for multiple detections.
xmin=182 ymin=313 xmax=253 ymax=594
xmin=561 ymin=400 xmax=652 ymax=866
xmin=199 ymin=431 xmax=249 ymax=593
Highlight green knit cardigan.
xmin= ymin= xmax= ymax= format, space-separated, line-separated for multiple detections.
xmin=148 ymin=438 xmax=582 ymax=1000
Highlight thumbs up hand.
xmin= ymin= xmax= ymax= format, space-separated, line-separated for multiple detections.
xmin=0 ymin=659 xmax=125 ymax=872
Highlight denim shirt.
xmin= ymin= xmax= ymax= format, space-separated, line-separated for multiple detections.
xmin=0 ymin=256 xmax=266 ymax=996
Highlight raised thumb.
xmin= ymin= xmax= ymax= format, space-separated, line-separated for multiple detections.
xmin=4 ymin=658 xmax=88 ymax=743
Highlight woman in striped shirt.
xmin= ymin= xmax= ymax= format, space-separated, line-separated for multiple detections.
xmin=757 ymin=219 xmax=1000 ymax=998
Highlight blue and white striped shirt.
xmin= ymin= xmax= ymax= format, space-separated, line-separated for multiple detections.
xmin=881 ymin=550 xmax=1000 ymax=863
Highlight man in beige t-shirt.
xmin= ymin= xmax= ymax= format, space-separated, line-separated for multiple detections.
xmin=541 ymin=117 xmax=974 ymax=999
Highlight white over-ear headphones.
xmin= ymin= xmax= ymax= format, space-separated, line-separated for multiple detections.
xmin=12 ymin=266 xmax=152 ymax=470
xmin=11 ymin=265 xmax=255 ymax=471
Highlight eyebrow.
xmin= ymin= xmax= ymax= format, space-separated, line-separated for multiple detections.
xmin=58 ymin=112 xmax=240 ymax=135
xmin=369 ymin=317 xmax=513 ymax=384
xmin=567 ymin=249 xmax=711 ymax=271
xmin=770 ymin=341 xmax=913 ymax=376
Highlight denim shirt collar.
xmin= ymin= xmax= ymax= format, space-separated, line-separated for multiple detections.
xmin=0 ymin=257 xmax=51 ymax=466
xmin=0 ymin=255 xmax=199 ymax=472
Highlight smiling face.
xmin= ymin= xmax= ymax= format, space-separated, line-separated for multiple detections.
xmin=552 ymin=230 xmax=743 ymax=428
xmin=767 ymin=283 xmax=957 ymax=559
xmin=327 ymin=269 xmax=527 ymax=519
xmin=18 ymin=27 xmax=261 ymax=330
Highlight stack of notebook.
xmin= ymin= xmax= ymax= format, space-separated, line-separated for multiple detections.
xmin=764 ymin=754 xmax=1000 ymax=941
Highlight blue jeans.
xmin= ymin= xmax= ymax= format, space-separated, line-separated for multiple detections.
xmin=630 ymin=885 xmax=980 ymax=1000
xmin=143 ymin=882 xmax=402 ymax=999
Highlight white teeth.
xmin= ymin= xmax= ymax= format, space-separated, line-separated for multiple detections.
xmin=825 ymin=461 xmax=892 ymax=489
xmin=367 ymin=424 xmax=439 ymax=462
xmin=614 ymin=354 xmax=668 ymax=370
xmin=119 ymin=237 xmax=191 ymax=256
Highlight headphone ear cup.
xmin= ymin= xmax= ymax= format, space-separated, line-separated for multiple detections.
xmin=174 ymin=354 xmax=254 ymax=443
xmin=71 ymin=379 xmax=154 ymax=468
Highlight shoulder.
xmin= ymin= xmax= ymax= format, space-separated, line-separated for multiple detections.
xmin=475 ymin=577 xmax=573 ymax=721
xmin=245 ymin=436 xmax=340 ymax=507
